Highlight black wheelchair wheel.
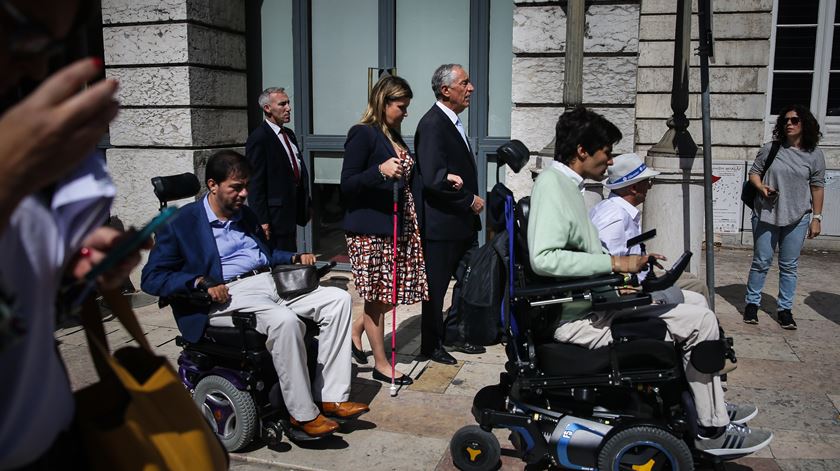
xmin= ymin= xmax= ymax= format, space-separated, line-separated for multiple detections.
xmin=597 ymin=425 xmax=693 ymax=471
xmin=450 ymin=425 xmax=501 ymax=471
xmin=194 ymin=375 xmax=258 ymax=452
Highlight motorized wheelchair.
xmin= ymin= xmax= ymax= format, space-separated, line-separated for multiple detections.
xmin=149 ymin=172 xmax=335 ymax=451
xmin=449 ymin=141 xmax=737 ymax=471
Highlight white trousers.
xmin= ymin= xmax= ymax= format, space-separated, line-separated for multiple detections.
xmin=553 ymin=302 xmax=728 ymax=427
xmin=208 ymin=273 xmax=352 ymax=421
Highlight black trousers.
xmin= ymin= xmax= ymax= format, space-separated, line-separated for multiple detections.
xmin=421 ymin=236 xmax=478 ymax=354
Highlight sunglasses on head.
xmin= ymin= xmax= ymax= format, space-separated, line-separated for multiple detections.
xmin=783 ymin=116 xmax=801 ymax=125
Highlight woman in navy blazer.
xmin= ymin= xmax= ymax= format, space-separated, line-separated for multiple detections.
xmin=341 ymin=76 xmax=428 ymax=385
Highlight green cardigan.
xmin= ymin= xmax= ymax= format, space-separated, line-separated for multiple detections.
xmin=527 ymin=165 xmax=613 ymax=321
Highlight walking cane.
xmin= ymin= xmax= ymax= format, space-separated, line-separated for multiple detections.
xmin=390 ymin=180 xmax=399 ymax=397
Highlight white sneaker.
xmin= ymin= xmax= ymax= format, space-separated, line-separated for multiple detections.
xmin=695 ymin=423 xmax=773 ymax=457
xmin=726 ymin=403 xmax=757 ymax=425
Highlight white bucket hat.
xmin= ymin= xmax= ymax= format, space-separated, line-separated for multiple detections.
xmin=605 ymin=153 xmax=660 ymax=189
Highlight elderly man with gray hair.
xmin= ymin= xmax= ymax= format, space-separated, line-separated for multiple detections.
xmin=245 ymin=87 xmax=310 ymax=252
xmin=414 ymin=64 xmax=485 ymax=364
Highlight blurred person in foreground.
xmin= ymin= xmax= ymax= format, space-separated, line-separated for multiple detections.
xmin=0 ymin=1 xmax=144 ymax=469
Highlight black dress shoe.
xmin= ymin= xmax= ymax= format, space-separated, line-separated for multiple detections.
xmin=424 ymin=348 xmax=456 ymax=365
xmin=351 ymin=342 xmax=368 ymax=364
xmin=371 ymin=369 xmax=414 ymax=385
xmin=445 ymin=342 xmax=486 ymax=354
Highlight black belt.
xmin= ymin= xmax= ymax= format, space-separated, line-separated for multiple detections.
xmin=226 ymin=266 xmax=270 ymax=283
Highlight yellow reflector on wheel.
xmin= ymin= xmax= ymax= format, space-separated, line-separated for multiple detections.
xmin=632 ymin=458 xmax=656 ymax=471
xmin=466 ymin=447 xmax=482 ymax=461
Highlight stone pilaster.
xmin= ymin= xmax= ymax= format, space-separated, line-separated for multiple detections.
xmin=102 ymin=0 xmax=248 ymax=230
xmin=508 ymin=1 xmax=641 ymax=200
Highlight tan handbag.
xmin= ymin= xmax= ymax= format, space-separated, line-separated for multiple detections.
xmin=74 ymin=289 xmax=228 ymax=471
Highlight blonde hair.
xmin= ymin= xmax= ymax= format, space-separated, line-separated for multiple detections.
xmin=360 ymin=75 xmax=413 ymax=150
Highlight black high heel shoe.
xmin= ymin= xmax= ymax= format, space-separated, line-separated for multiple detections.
xmin=351 ymin=342 xmax=368 ymax=364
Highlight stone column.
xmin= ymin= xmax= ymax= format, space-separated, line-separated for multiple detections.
xmin=102 ymin=0 xmax=247 ymax=227
xmin=101 ymin=0 xmax=247 ymax=284
xmin=640 ymin=0 xmax=704 ymax=274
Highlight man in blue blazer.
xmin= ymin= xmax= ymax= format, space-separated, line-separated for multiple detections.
xmin=414 ymin=64 xmax=487 ymax=364
xmin=141 ymin=150 xmax=367 ymax=438
xmin=246 ymin=87 xmax=310 ymax=251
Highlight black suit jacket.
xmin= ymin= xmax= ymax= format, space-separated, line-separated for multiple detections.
xmin=341 ymin=124 xmax=419 ymax=236
xmin=245 ymin=121 xmax=311 ymax=236
xmin=414 ymin=104 xmax=481 ymax=241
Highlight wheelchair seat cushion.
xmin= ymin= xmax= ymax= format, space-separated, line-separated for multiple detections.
xmin=201 ymin=326 xmax=268 ymax=350
xmin=536 ymin=339 xmax=679 ymax=376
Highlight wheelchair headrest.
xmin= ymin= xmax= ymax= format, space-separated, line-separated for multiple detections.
xmin=151 ymin=173 xmax=201 ymax=204
xmin=496 ymin=140 xmax=530 ymax=174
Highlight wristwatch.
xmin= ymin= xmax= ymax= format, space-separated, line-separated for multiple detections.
xmin=813 ymin=214 xmax=823 ymax=222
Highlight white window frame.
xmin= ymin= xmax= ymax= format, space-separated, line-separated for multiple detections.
xmin=764 ymin=0 xmax=839 ymax=144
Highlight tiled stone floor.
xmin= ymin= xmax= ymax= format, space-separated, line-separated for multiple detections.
xmin=56 ymin=247 xmax=840 ymax=470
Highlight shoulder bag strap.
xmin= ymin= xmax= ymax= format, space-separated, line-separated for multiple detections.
xmin=761 ymin=141 xmax=782 ymax=179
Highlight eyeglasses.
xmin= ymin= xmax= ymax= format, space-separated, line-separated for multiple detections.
xmin=783 ymin=116 xmax=801 ymax=125
xmin=1 ymin=0 xmax=67 ymax=57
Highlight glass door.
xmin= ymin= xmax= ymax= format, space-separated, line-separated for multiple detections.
xmin=252 ymin=0 xmax=513 ymax=264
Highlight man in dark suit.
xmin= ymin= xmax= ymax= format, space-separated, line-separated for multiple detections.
xmin=246 ymin=87 xmax=310 ymax=251
xmin=141 ymin=150 xmax=367 ymax=438
xmin=415 ymin=64 xmax=486 ymax=365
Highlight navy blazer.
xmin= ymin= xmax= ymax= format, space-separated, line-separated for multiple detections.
xmin=245 ymin=121 xmax=311 ymax=236
xmin=414 ymin=104 xmax=481 ymax=241
xmin=140 ymin=199 xmax=294 ymax=342
xmin=340 ymin=124 xmax=419 ymax=236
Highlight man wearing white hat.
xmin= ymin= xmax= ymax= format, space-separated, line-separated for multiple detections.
xmin=590 ymin=153 xmax=709 ymax=307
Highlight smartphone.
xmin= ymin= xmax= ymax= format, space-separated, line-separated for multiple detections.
xmin=82 ymin=206 xmax=179 ymax=283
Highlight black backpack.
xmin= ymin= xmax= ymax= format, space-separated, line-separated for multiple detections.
xmin=456 ymin=229 xmax=509 ymax=346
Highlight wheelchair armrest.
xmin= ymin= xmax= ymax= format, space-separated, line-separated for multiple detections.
xmin=592 ymin=292 xmax=652 ymax=311
xmin=641 ymin=251 xmax=692 ymax=293
xmin=165 ymin=290 xmax=212 ymax=306
xmin=515 ymin=274 xmax=625 ymax=299
xmin=316 ymin=260 xmax=337 ymax=279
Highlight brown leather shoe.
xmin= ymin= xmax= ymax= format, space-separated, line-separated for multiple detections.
xmin=318 ymin=401 xmax=370 ymax=419
xmin=289 ymin=414 xmax=339 ymax=437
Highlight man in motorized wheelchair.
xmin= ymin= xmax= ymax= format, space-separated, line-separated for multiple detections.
xmin=141 ymin=150 xmax=368 ymax=440
xmin=527 ymin=108 xmax=771 ymax=454
xmin=449 ymin=109 xmax=772 ymax=471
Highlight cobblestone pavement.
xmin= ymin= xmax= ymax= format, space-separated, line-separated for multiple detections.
xmin=56 ymin=247 xmax=840 ymax=470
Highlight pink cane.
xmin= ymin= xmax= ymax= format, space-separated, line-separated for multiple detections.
xmin=390 ymin=181 xmax=399 ymax=397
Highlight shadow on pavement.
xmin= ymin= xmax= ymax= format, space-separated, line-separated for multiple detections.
xmin=715 ymin=283 xmax=779 ymax=320
xmin=804 ymin=291 xmax=840 ymax=326
xmin=383 ymin=311 xmax=421 ymax=353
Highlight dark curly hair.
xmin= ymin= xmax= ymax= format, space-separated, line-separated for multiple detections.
xmin=554 ymin=107 xmax=622 ymax=164
xmin=772 ymin=104 xmax=821 ymax=152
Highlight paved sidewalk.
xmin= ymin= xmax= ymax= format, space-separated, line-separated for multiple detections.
xmin=56 ymin=247 xmax=840 ymax=470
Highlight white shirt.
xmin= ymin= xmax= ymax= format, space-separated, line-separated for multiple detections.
xmin=435 ymin=101 xmax=471 ymax=151
xmin=550 ymin=161 xmax=586 ymax=192
xmin=265 ymin=119 xmax=302 ymax=171
xmin=589 ymin=192 xmax=651 ymax=282
xmin=589 ymin=192 xmax=642 ymax=257
xmin=0 ymin=152 xmax=115 ymax=468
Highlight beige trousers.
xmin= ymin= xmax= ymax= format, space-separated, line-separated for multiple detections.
xmin=553 ymin=302 xmax=729 ymax=427
xmin=208 ymin=273 xmax=352 ymax=421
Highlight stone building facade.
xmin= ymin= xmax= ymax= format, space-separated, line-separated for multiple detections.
xmin=100 ymin=0 xmax=839 ymax=261
xmin=507 ymin=0 xmax=838 ymax=250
